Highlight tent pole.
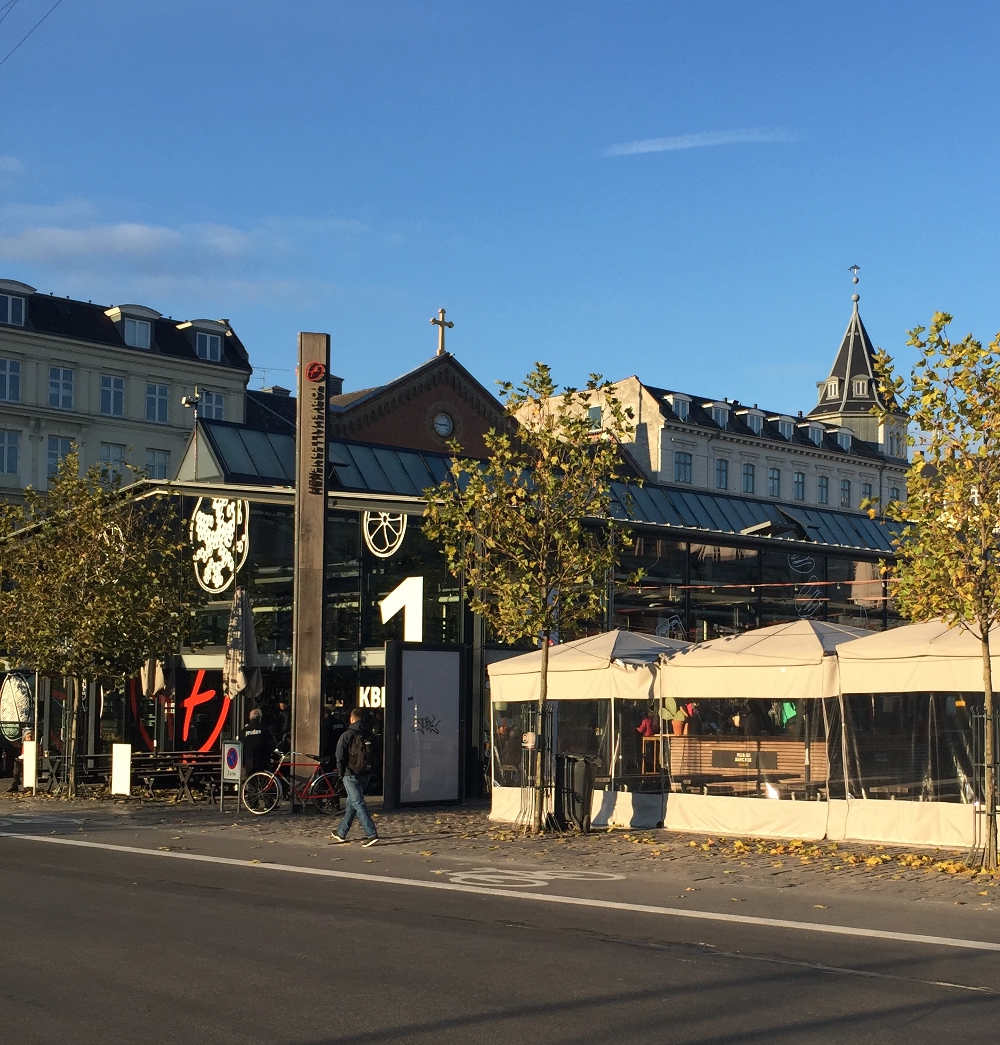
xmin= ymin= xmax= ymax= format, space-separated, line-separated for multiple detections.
xmin=839 ymin=686 xmax=851 ymax=801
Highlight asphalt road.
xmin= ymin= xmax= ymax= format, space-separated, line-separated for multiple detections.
xmin=2 ymin=822 xmax=999 ymax=1044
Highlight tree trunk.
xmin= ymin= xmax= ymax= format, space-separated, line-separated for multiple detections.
xmin=981 ymin=635 xmax=997 ymax=870
xmin=66 ymin=677 xmax=81 ymax=799
xmin=532 ymin=637 xmax=550 ymax=834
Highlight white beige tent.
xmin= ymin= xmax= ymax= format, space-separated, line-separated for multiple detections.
xmin=488 ymin=629 xmax=689 ymax=704
xmin=837 ymin=618 xmax=1000 ymax=694
xmin=658 ymin=619 xmax=871 ymax=701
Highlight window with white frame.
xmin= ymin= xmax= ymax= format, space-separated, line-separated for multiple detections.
xmin=715 ymin=458 xmax=728 ymax=490
xmin=853 ymin=378 xmax=868 ymax=397
xmin=124 ymin=317 xmax=151 ymax=349
xmin=826 ymin=379 xmax=838 ymax=399
xmin=817 ymin=476 xmax=829 ymax=504
xmin=793 ymin=471 xmax=805 ymax=501
xmin=144 ymin=448 xmax=170 ymax=479
xmin=890 ymin=486 xmax=900 ymax=502
xmin=0 ymin=429 xmax=19 ymax=473
xmin=99 ymin=442 xmax=126 ymax=479
xmin=671 ymin=397 xmax=690 ymax=422
xmin=196 ymin=331 xmax=222 ymax=361
xmin=742 ymin=462 xmax=755 ymax=494
xmin=146 ymin=382 xmax=168 ymax=423
xmin=0 ymin=358 xmax=20 ymax=402
xmin=49 ymin=367 xmax=73 ymax=409
xmin=587 ymin=405 xmax=602 ymax=430
xmin=201 ymin=390 xmax=224 ymax=420
xmin=837 ymin=431 xmax=852 ymax=452
xmin=0 ymin=293 xmax=25 ymax=327
xmin=861 ymin=481 xmax=873 ymax=502
xmin=809 ymin=425 xmax=824 ymax=446
xmin=768 ymin=467 xmax=781 ymax=497
xmin=840 ymin=479 xmax=852 ymax=507
xmin=100 ymin=375 xmax=125 ymax=416
xmin=711 ymin=405 xmax=729 ymax=428
xmin=47 ymin=435 xmax=73 ymax=477
xmin=674 ymin=451 xmax=693 ymax=484
xmin=778 ymin=418 xmax=794 ymax=440
xmin=745 ymin=411 xmax=763 ymax=435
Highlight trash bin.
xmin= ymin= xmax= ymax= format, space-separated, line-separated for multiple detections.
xmin=563 ymin=753 xmax=596 ymax=833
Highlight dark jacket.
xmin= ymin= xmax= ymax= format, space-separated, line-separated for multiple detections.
xmin=335 ymin=723 xmax=368 ymax=778
xmin=241 ymin=721 xmax=276 ymax=774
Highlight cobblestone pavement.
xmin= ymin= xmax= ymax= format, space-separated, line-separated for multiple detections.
xmin=2 ymin=789 xmax=998 ymax=912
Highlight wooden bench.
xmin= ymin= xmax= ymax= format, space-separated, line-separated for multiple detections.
xmin=668 ymin=737 xmax=829 ymax=797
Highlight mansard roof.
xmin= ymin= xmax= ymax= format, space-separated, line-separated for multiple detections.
xmin=807 ymin=293 xmax=897 ymax=418
xmin=1 ymin=282 xmax=251 ymax=371
xmin=642 ymin=383 xmax=888 ymax=463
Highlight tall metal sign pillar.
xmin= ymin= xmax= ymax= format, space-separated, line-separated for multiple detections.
xmin=291 ymin=332 xmax=330 ymax=782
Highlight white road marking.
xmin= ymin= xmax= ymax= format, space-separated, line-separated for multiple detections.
xmin=3 ymin=831 xmax=1000 ymax=954
xmin=437 ymin=867 xmax=624 ymax=888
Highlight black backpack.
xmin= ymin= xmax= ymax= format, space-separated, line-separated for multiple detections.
xmin=346 ymin=730 xmax=372 ymax=775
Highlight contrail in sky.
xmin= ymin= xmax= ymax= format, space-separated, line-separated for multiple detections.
xmin=604 ymin=127 xmax=796 ymax=157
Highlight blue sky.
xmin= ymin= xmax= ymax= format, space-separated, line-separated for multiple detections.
xmin=3 ymin=1 xmax=999 ymax=414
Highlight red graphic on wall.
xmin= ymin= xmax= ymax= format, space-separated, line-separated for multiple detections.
xmin=129 ymin=670 xmax=230 ymax=752
xmin=305 ymin=361 xmax=326 ymax=382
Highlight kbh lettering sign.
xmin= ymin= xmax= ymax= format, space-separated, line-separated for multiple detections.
xmin=359 ymin=685 xmax=384 ymax=709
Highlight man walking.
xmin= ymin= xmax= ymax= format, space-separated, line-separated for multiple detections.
xmin=330 ymin=709 xmax=379 ymax=846
xmin=241 ymin=707 xmax=275 ymax=775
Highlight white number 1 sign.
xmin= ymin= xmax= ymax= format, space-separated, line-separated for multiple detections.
xmin=379 ymin=576 xmax=424 ymax=642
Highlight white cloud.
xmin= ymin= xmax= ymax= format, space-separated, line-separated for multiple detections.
xmin=604 ymin=127 xmax=796 ymax=157
xmin=0 ymin=222 xmax=184 ymax=262
xmin=0 ymin=156 xmax=24 ymax=174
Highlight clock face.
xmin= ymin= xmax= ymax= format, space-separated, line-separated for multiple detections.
xmin=433 ymin=412 xmax=454 ymax=437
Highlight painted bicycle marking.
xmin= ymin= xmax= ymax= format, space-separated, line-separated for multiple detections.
xmin=436 ymin=866 xmax=624 ymax=889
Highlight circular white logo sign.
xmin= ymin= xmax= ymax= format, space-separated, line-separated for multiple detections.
xmin=363 ymin=511 xmax=407 ymax=558
xmin=189 ymin=497 xmax=251 ymax=593
xmin=0 ymin=673 xmax=33 ymax=743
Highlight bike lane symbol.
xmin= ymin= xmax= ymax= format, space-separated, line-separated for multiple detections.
xmin=435 ymin=867 xmax=624 ymax=889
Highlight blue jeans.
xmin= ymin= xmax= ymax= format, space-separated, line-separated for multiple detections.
xmin=335 ymin=773 xmax=377 ymax=839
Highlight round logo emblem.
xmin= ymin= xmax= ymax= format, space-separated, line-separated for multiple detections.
xmin=363 ymin=511 xmax=407 ymax=558
xmin=306 ymin=362 xmax=326 ymax=382
xmin=0 ymin=673 xmax=33 ymax=743
xmin=189 ymin=498 xmax=251 ymax=593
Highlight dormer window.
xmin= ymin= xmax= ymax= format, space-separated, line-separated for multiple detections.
xmin=669 ymin=395 xmax=690 ymax=422
xmin=777 ymin=418 xmax=794 ymax=440
xmin=802 ymin=424 xmax=824 ymax=446
xmin=704 ymin=402 xmax=729 ymax=428
xmin=0 ymin=292 xmax=25 ymax=327
xmin=836 ymin=430 xmax=852 ymax=452
xmin=177 ymin=318 xmax=228 ymax=363
xmin=196 ymin=332 xmax=222 ymax=361
xmin=743 ymin=410 xmax=763 ymax=435
xmin=826 ymin=379 xmax=839 ymax=399
xmin=853 ymin=378 xmax=868 ymax=397
xmin=125 ymin=318 xmax=151 ymax=349
xmin=105 ymin=304 xmax=160 ymax=350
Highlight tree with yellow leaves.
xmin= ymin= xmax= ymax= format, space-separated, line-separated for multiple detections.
xmin=423 ymin=363 xmax=634 ymax=832
xmin=873 ymin=312 xmax=1000 ymax=869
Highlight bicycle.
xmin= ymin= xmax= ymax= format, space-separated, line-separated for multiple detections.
xmin=241 ymin=750 xmax=342 ymax=816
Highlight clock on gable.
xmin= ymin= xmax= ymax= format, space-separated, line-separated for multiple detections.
xmin=432 ymin=411 xmax=454 ymax=438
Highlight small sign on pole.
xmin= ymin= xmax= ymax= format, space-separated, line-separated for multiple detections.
xmin=111 ymin=743 xmax=131 ymax=796
xmin=221 ymin=741 xmax=242 ymax=813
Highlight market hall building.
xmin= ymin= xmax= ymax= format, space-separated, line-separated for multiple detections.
xmin=105 ymin=303 xmax=903 ymax=804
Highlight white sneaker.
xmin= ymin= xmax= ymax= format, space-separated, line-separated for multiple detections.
xmin=361 ymin=836 xmax=379 ymax=847
xmin=329 ymin=834 xmax=348 ymax=843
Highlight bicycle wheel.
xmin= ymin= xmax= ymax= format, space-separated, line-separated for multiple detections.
xmin=242 ymin=771 xmax=282 ymax=815
xmin=306 ymin=772 xmax=341 ymax=814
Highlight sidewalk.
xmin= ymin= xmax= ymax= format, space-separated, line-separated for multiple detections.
xmin=3 ymin=787 xmax=998 ymax=910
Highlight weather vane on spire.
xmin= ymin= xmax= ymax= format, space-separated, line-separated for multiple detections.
xmin=848 ymin=264 xmax=860 ymax=285
xmin=430 ymin=307 xmax=454 ymax=356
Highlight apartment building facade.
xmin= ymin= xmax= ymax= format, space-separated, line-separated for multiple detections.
xmin=0 ymin=278 xmax=251 ymax=497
